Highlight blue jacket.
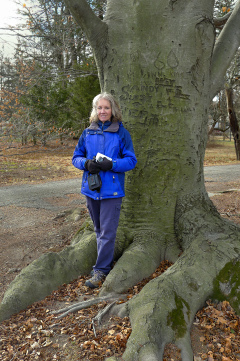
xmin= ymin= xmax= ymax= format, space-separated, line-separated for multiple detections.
xmin=72 ymin=120 xmax=137 ymax=200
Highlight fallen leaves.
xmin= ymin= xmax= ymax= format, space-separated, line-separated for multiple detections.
xmin=0 ymin=263 xmax=171 ymax=361
xmin=195 ymin=300 xmax=240 ymax=361
xmin=1 ymin=263 xmax=240 ymax=360
xmin=0 ymin=275 xmax=132 ymax=361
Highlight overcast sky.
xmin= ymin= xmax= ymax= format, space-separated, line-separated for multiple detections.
xmin=0 ymin=0 xmax=23 ymax=57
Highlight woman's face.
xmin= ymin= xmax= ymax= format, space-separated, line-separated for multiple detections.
xmin=97 ymin=98 xmax=112 ymax=122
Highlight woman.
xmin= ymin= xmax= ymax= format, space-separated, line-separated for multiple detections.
xmin=72 ymin=92 xmax=137 ymax=288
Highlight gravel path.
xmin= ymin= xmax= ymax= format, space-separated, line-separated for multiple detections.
xmin=204 ymin=163 xmax=240 ymax=183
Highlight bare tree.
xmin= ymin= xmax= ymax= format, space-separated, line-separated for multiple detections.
xmin=226 ymin=86 xmax=240 ymax=159
xmin=0 ymin=0 xmax=104 ymax=143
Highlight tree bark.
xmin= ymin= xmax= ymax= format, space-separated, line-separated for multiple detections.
xmin=225 ymin=87 xmax=240 ymax=160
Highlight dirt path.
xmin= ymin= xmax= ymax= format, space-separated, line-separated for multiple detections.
xmin=0 ymin=181 xmax=88 ymax=302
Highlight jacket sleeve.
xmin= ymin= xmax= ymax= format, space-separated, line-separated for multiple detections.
xmin=72 ymin=130 xmax=88 ymax=170
xmin=112 ymin=127 xmax=137 ymax=173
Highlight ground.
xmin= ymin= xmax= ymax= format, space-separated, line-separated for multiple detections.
xmin=0 ymin=137 xmax=240 ymax=360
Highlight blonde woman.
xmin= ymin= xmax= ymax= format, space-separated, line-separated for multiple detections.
xmin=72 ymin=93 xmax=137 ymax=288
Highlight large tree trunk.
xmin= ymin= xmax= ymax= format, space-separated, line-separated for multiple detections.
xmin=94 ymin=4 xmax=240 ymax=359
xmin=96 ymin=0 xmax=217 ymax=289
xmin=1 ymin=1 xmax=240 ymax=360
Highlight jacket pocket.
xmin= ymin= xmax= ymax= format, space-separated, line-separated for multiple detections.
xmin=112 ymin=174 xmax=122 ymax=196
xmin=82 ymin=172 xmax=88 ymax=188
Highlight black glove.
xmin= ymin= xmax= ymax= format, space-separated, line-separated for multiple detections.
xmin=98 ymin=157 xmax=113 ymax=171
xmin=85 ymin=159 xmax=101 ymax=174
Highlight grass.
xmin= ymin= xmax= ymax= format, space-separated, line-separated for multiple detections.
xmin=204 ymin=138 xmax=239 ymax=166
xmin=0 ymin=137 xmax=80 ymax=185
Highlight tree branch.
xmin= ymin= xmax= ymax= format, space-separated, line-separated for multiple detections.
xmin=63 ymin=0 xmax=108 ymax=62
xmin=213 ymin=12 xmax=232 ymax=28
xmin=210 ymin=0 xmax=240 ymax=99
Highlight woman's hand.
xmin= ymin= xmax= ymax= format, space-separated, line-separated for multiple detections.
xmin=85 ymin=160 xmax=101 ymax=173
xmin=98 ymin=157 xmax=113 ymax=171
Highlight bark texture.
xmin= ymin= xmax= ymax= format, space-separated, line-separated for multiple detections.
xmin=1 ymin=1 xmax=240 ymax=360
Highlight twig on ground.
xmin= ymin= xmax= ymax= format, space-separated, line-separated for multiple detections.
xmin=221 ymin=212 xmax=240 ymax=218
xmin=93 ymin=301 xmax=117 ymax=326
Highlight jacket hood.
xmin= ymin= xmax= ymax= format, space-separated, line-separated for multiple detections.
xmin=88 ymin=121 xmax=122 ymax=133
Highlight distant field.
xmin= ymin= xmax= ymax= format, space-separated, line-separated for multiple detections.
xmin=0 ymin=138 xmax=80 ymax=185
xmin=204 ymin=138 xmax=239 ymax=166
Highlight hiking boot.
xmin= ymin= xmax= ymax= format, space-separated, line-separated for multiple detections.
xmin=85 ymin=270 xmax=106 ymax=288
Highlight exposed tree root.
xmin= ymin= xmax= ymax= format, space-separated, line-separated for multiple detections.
xmin=92 ymin=300 xmax=118 ymax=337
xmin=52 ymin=294 xmax=126 ymax=319
xmin=103 ymin=196 xmax=240 ymax=360
xmin=101 ymin=230 xmax=179 ymax=296
xmin=105 ymin=236 xmax=240 ymax=360
xmin=0 ymin=225 xmax=97 ymax=322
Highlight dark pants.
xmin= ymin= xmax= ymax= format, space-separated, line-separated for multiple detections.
xmin=86 ymin=196 xmax=122 ymax=275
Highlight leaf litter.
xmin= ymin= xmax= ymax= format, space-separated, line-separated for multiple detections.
xmin=0 ymin=260 xmax=240 ymax=361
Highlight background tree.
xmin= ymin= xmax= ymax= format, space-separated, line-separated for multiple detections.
xmin=0 ymin=52 xmax=34 ymax=144
xmin=224 ymin=47 xmax=240 ymax=158
xmin=1 ymin=0 xmax=103 ymax=144
xmin=17 ymin=0 xmax=103 ymax=137
xmin=1 ymin=1 xmax=240 ymax=361
xmin=208 ymin=91 xmax=229 ymax=138
xmin=225 ymin=84 xmax=240 ymax=159
xmin=210 ymin=1 xmax=240 ymax=153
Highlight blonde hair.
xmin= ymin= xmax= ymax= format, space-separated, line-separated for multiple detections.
xmin=89 ymin=92 xmax=122 ymax=123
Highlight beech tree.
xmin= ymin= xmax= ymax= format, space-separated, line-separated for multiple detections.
xmin=59 ymin=1 xmax=240 ymax=360
xmin=1 ymin=1 xmax=240 ymax=360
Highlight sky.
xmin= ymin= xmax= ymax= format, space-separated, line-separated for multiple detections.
xmin=0 ymin=0 xmax=23 ymax=57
